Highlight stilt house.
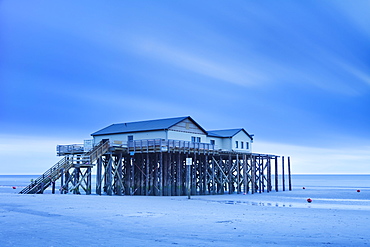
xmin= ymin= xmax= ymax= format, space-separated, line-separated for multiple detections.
xmin=91 ymin=116 xmax=253 ymax=153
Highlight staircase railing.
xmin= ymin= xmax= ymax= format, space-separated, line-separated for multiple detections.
xmin=87 ymin=139 xmax=110 ymax=164
xmin=19 ymin=157 xmax=73 ymax=194
xmin=19 ymin=140 xmax=110 ymax=194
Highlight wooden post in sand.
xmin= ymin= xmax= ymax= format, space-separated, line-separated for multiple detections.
xmin=186 ymin=157 xmax=192 ymax=199
xmin=267 ymin=156 xmax=271 ymax=192
xmin=274 ymin=157 xmax=278 ymax=192
xmin=60 ymin=168 xmax=64 ymax=194
xmin=251 ymin=155 xmax=256 ymax=194
xmin=96 ymin=157 xmax=102 ymax=195
xmin=288 ymin=156 xmax=292 ymax=191
xmin=282 ymin=156 xmax=285 ymax=191
xmin=51 ymin=180 xmax=55 ymax=194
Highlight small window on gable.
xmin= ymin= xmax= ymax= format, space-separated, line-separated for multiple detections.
xmin=210 ymin=140 xmax=215 ymax=145
xmin=128 ymin=135 xmax=133 ymax=141
xmin=196 ymin=137 xmax=201 ymax=143
xmin=191 ymin=136 xmax=196 ymax=142
xmin=241 ymin=142 xmax=244 ymax=149
xmin=235 ymin=141 xmax=238 ymax=148
xmin=246 ymin=142 xmax=249 ymax=149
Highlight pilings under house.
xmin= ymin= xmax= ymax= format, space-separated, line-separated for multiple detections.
xmin=19 ymin=139 xmax=292 ymax=196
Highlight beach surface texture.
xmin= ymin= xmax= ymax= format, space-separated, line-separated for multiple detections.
xmin=0 ymin=183 xmax=369 ymax=247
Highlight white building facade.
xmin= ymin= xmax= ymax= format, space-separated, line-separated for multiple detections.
xmin=91 ymin=116 xmax=253 ymax=153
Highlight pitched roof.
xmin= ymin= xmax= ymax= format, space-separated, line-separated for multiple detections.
xmin=208 ymin=128 xmax=253 ymax=140
xmin=91 ymin=116 xmax=205 ymax=136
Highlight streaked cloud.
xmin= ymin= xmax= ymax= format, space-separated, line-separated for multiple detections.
xmin=254 ymin=140 xmax=370 ymax=174
xmin=1 ymin=1 xmax=369 ymax=174
xmin=134 ymin=40 xmax=266 ymax=87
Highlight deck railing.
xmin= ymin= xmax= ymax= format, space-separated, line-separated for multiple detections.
xmin=125 ymin=139 xmax=217 ymax=151
xmin=19 ymin=156 xmax=72 ymax=194
xmin=57 ymin=139 xmax=218 ymax=156
xmin=57 ymin=144 xmax=84 ymax=156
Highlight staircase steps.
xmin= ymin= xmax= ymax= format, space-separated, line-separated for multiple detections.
xmin=19 ymin=157 xmax=72 ymax=194
xmin=19 ymin=139 xmax=110 ymax=194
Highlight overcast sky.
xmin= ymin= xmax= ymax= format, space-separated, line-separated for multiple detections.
xmin=1 ymin=1 xmax=370 ymax=174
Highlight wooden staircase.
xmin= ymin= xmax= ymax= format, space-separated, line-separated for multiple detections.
xmin=19 ymin=156 xmax=72 ymax=194
xmin=19 ymin=140 xmax=110 ymax=194
xmin=83 ymin=139 xmax=110 ymax=165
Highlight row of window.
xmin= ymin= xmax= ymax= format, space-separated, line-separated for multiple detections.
xmin=235 ymin=141 xmax=249 ymax=149
xmin=129 ymin=135 xmax=249 ymax=149
xmin=191 ymin=136 xmax=201 ymax=143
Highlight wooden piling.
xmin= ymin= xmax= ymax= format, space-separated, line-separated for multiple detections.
xmin=288 ymin=156 xmax=292 ymax=191
xmin=186 ymin=157 xmax=192 ymax=199
xmin=60 ymin=168 xmax=64 ymax=194
xmin=54 ymin=142 xmax=289 ymax=197
xmin=267 ymin=156 xmax=271 ymax=192
xmin=106 ymin=155 xmax=113 ymax=196
xmin=251 ymin=156 xmax=256 ymax=194
xmin=275 ymin=157 xmax=278 ymax=192
xmin=51 ymin=181 xmax=55 ymax=194
xmin=282 ymin=156 xmax=285 ymax=192
xmin=96 ymin=157 xmax=102 ymax=195
xmin=86 ymin=167 xmax=92 ymax=195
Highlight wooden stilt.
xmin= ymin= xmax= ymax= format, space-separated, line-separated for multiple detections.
xmin=267 ymin=156 xmax=271 ymax=192
xmin=168 ymin=152 xmax=172 ymax=196
xmin=243 ymin=154 xmax=247 ymax=194
xmin=159 ymin=152 xmax=163 ymax=196
xmin=251 ymin=156 xmax=256 ymax=194
xmin=237 ymin=154 xmax=241 ymax=194
xmin=191 ymin=153 xmax=196 ymax=195
xmin=116 ymin=153 xmax=123 ymax=195
xmin=106 ymin=155 xmax=113 ymax=196
xmin=39 ymin=141 xmax=291 ymax=197
xmin=176 ymin=153 xmax=181 ymax=196
xmin=60 ymin=168 xmax=64 ymax=194
xmin=51 ymin=181 xmax=55 ymax=194
xmin=259 ymin=156 xmax=263 ymax=193
xmin=282 ymin=156 xmax=285 ymax=192
xmin=86 ymin=167 xmax=92 ymax=195
xmin=288 ymin=156 xmax=292 ymax=191
xmin=186 ymin=157 xmax=191 ymax=199
xmin=146 ymin=153 xmax=150 ymax=196
xmin=275 ymin=157 xmax=278 ymax=192
xmin=96 ymin=157 xmax=102 ymax=195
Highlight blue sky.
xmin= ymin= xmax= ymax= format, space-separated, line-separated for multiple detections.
xmin=1 ymin=1 xmax=370 ymax=174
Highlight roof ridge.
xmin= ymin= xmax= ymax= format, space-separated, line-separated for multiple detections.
xmin=91 ymin=116 xmax=192 ymax=136
xmin=114 ymin=116 xmax=188 ymax=125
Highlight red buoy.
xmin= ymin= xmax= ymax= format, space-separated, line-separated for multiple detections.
xmin=12 ymin=186 xmax=16 ymax=189
xmin=307 ymin=198 xmax=312 ymax=203
xmin=357 ymin=190 xmax=361 ymax=193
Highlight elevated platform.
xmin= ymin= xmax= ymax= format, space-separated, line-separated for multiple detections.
xmin=22 ymin=139 xmax=290 ymax=196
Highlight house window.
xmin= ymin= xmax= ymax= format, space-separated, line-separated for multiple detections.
xmin=210 ymin=140 xmax=215 ymax=145
xmin=128 ymin=135 xmax=133 ymax=141
xmin=246 ymin=142 xmax=249 ymax=149
xmin=235 ymin=141 xmax=238 ymax=148
xmin=191 ymin=136 xmax=196 ymax=142
xmin=197 ymin=137 xmax=201 ymax=143
xmin=241 ymin=142 xmax=244 ymax=149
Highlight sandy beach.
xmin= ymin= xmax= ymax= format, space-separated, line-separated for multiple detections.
xmin=1 ymin=186 xmax=369 ymax=247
